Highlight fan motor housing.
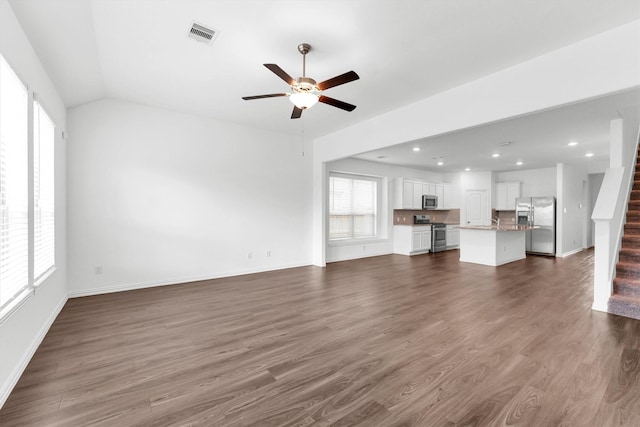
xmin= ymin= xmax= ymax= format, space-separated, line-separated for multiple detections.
xmin=294 ymin=77 xmax=318 ymax=93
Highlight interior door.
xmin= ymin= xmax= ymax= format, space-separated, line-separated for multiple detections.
xmin=465 ymin=190 xmax=488 ymax=225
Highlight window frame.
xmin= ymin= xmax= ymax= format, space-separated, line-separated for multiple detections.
xmin=0 ymin=53 xmax=57 ymax=322
xmin=328 ymin=171 xmax=383 ymax=244
xmin=33 ymin=99 xmax=56 ymax=283
xmin=0 ymin=54 xmax=30 ymax=317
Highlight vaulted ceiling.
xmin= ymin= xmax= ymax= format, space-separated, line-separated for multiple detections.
xmin=9 ymin=0 xmax=640 ymax=171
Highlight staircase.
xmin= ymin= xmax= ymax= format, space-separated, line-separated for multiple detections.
xmin=609 ymin=165 xmax=640 ymax=320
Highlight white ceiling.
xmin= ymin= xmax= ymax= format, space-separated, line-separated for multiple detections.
xmin=8 ymin=0 xmax=640 ymax=171
xmin=354 ymin=89 xmax=640 ymax=173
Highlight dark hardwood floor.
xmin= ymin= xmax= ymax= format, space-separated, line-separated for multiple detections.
xmin=2 ymin=249 xmax=640 ymax=426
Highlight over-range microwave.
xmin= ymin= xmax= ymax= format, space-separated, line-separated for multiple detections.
xmin=422 ymin=195 xmax=438 ymax=210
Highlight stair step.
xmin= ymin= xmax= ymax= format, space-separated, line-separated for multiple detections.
xmin=630 ymin=190 xmax=640 ymax=200
xmin=615 ymin=262 xmax=640 ymax=280
xmin=633 ymin=182 xmax=640 ymax=191
xmin=608 ymin=294 xmax=640 ymax=320
xmin=629 ymin=200 xmax=640 ymax=211
xmin=622 ymin=235 xmax=640 ymax=249
xmin=619 ymin=248 xmax=640 ymax=264
xmin=628 ymin=211 xmax=640 ymax=222
xmin=613 ymin=278 xmax=640 ymax=298
xmin=624 ymin=222 xmax=640 ymax=235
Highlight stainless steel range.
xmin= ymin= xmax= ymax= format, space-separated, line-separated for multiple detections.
xmin=413 ymin=215 xmax=447 ymax=253
xmin=430 ymin=223 xmax=447 ymax=253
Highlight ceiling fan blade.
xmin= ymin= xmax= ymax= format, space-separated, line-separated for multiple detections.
xmin=242 ymin=93 xmax=287 ymax=100
xmin=264 ymin=64 xmax=296 ymax=86
xmin=318 ymin=95 xmax=356 ymax=112
xmin=317 ymin=71 xmax=359 ymax=91
xmin=291 ymin=106 xmax=303 ymax=119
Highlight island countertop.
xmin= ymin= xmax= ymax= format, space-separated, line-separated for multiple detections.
xmin=458 ymin=225 xmax=538 ymax=231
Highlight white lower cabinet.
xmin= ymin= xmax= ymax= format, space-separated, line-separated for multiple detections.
xmin=393 ymin=225 xmax=432 ymax=255
xmin=446 ymin=225 xmax=460 ymax=249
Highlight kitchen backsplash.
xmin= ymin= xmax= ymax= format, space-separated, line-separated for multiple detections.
xmin=393 ymin=209 xmax=460 ymax=225
xmin=495 ymin=210 xmax=516 ymax=225
xmin=393 ymin=209 xmax=514 ymax=225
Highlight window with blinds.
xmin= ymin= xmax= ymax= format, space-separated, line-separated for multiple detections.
xmin=0 ymin=55 xmax=29 ymax=310
xmin=329 ymin=173 xmax=379 ymax=241
xmin=34 ymin=101 xmax=55 ymax=280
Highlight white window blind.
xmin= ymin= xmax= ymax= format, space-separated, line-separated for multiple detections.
xmin=34 ymin=101 xmax=55 ymax=280
xmin=0 ymin=56 xmax=29 ymax=310
xmin=329 ymin=174 xmax=378 ymax=240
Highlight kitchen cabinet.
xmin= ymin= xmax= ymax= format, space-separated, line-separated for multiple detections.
xmin=495 ymin=182 xmax=521 ymax=210
xmin=395 ymin=178 xmax=430 ymax=209
xmin=394 ymin=179 xmax=419 ymax=209
xmin=435 ymin=184 xmax=443 ymax=208
xmin=442 ymin=184 xmax=455 ymax=209
xmin=393 ymin=225 xmax=431 ymax=255
xmin=413 ymin=181 xmax=423 ymax=209
xmin=446 ymin=225 xmax=460 ymax=248
xmin=402 ymin=179 xmax=414 ymax=209
xmin=459 ymin=226 xmax=526 ymax=266
xmin=394 ymin=178 xmax=456 ymax=210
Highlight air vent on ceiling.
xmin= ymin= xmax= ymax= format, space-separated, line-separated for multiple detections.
xmin=188 ymin=22 xmax=219 ymax=45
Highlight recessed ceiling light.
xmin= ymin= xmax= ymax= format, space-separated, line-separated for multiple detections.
xmin=492 ymin=153 xmax=500 ymax=158
xmin=412 ymin=147 xmax=420 ymax=152
xmin=516 ymin=161 xmax=523 ymax=165
xmin=437 ymin=161 xmax=444 ymax=166
xmin=465 ymin=168 xmax=471 ymax=171
xmin=568 ymin=141 xmax=578 ymax=146
xmin=499 ymin=141 xmax=512 ymax=146
xmin=585 ymin=152 xmax=594 ymax=157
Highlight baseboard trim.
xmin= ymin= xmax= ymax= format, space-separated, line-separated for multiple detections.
xmin=0 ymin=295 xmax=67 ymax=409
xmin=67 ymin=262 xmax=311 ymax=298
xmin=326 ymin=250 xmax=393 ymax=263
xmin=592 ymin=300 xmax=610 ymax=313
xmin=558 ymin=248 xmax=584 ymax=258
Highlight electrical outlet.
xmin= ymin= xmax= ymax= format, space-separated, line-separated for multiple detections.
xmin=94 ymin=266 xmax=103 ymax=275
xmin=266 ymin=250 xmax=271 ymax=257
xmin=247 ymin=252 xmax=252 ymax=259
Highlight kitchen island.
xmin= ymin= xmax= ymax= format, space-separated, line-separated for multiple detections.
xmin=459 ymin=225 xmax=536 ymax=266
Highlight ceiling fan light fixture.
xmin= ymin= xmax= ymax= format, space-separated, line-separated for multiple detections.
xmin=243 ymin=43 xmax=359 ymax=118
xmin=289 ymin=92 xmax=319 ymax=109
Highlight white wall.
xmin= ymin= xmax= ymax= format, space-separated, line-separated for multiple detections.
xmin=325 ymin=158 xmax=445 ymax=262
xmin=0 ymin=0 xmax=67 ymax=407
xmin=67 ymin=99 xmax=312 ymax=296
xmin=588 ymin=173 xmax=605 ymax=247
xmin=557 ymin=163 xmax=589 ymax=256
xmin=496 ymin=167 xmax=557 ymax=198
xmin=443 ymin=172 xmax=462 ymax=208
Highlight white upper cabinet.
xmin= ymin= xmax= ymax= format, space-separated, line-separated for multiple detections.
xmin=394 ymin=178 xmax=458 ymax=210
xmin=495 ymin=182 xmax=521 ymax=210
xmin=435 ymin=184 xmax=445 ymax=208
xmin=402 ymin=179 xmax=414 ymax=209
xmin=413 ymin=181 xmax=424 ymax=209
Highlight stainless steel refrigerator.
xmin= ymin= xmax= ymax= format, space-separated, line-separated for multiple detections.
xmin=516 ymin=196 xmax=556 ymax=256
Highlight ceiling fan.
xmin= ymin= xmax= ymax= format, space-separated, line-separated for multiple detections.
xmin=242 ymin=43 xmax=359 ymax=119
